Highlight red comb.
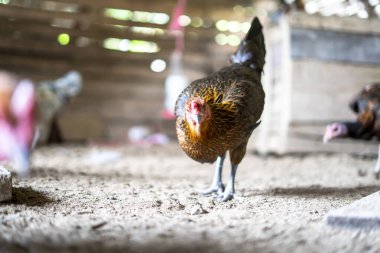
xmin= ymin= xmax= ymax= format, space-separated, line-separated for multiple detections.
xmin=191 ymin=101 xmax=201 ymax=113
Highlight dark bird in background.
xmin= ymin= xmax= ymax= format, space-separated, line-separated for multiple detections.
xmin=324 ymin=83 xmax=380 ymax=178
xmin=0 ymin=70 xmax=82 ymax=176
xmin=175 ymin=17 xmax=266 ymax=201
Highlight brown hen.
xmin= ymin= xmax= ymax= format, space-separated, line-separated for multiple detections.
xmin=175 ymin=17 xmax=266 ymax=201
xmin=324 ymin=83 xmax=380 ymax=178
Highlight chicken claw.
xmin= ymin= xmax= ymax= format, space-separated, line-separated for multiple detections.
xmin=217 ymin=164 xmax=238 ymax=202
xmin=199 ymin=184 xmax=225 ymax=196
xmin=219 ymin=192 xmax=234 ymax=202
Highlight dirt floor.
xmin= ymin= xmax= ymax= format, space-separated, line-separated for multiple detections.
xmin=1 ymin=143 xmax=380 ymax=253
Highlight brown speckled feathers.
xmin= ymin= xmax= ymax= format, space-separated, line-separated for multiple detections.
xmin=175 ymin=18 xmax=265 ymax=164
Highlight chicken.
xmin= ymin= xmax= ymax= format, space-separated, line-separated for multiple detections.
xmin=175 ymin=17 xmax=266 ymax=201
xmin=323 ymin=83 xmax=380 ymax=178
xmin=35 ymin=71 xmax=82 ymax=144
xmin=0 ymin=71 xmax=35 ymax=176
xmin=0 ymin=70 xmax=82 ymax=176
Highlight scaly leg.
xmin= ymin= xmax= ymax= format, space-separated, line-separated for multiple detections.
xmin=200 ymin=154 xmax=225 ymax=195
xmin=220 ymin=164 xmax=238 ymax=202
xmin=374 ymin=145 xmax=380 ymax=179
xmin=219 ymin=139 xmax=248 ymax=201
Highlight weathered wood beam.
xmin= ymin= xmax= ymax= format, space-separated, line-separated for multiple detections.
xmin=0 ymin=23 xmax=175 ymax=49
xmin=50 ymin=0 xmax=176 ymax=14
xmin=0 ymin=35 xmax=172 ymax=56
xmin=68 ymin=98 xmax=164 ymax=120
xmin=0 ymin=50 xmax=211 ymax=82
xmin=50 ymin=0 xmax=248 ymax=14
xmin=0 ymin=45 xmax=211 ymax=71
xmin=0 ymin=4 xmax=169 ymax=29
xmin=0 ymin=60 xmax=163 ymax=83
xmin=0 ymin=38 xmax=211 ymax=68
xmin=0 ymin=17 xmax=216 ymax=45
xmin=0 ymin=4 xmax=86 ymax=22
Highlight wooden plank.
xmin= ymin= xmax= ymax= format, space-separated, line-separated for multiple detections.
xmin=0 ymin=4 xmax=87 ymax=22
xmin=80 ymin=82 xmax=163 ymax=99
xmin=57 ymin=111 xmax=106 ymax=140
xmin=0 ymin=31 xmax=207 ymax=61
xmin=0 ymin=4 xmax=173 ymax=30
xmin=0 ymin=36 xmax=213 ymax=73
xmin=0 ymin=53 xmax=152 ymax=74
xmin=290 ymin=59 xmax=380 ymax=122
xmin=51 ymin=0 xmax=247 ymax=14
xmin=0 ymin=20 xmax=215 ymax=53
xmin=0 ymin=41 xmax=167 ymax=62
xmin=291 ymin=28 xmax=380 ymax=65
xmin=0 ymin=0 xmax=251 ymax=31
xmin=0 ymin=19 xmax=168 ymax=42
xmin=0 ymin=27 xmax=177 ymax=52
xmin=66 ymin=98 xmax=164 ymax=122
xmin=98 ymin=16 xmax=168 ymax=30
xmin=51 ymin=0 xmax=176 ymax=14
xmin=0 ymin=50 xmax=210 ymax=81
xmin=0 ymin=17 xmax=216 ymax=42
xmin=105 ymin=120 xmax=176 ymax=141
xmin=0 ymin=37 xmax=170 ymax=60
xmin=285 ymin=134 xmax=378 ymax=155
xmin=290 ymin=12 xmax=380 ymax=36
xmin=0 ymin=65 xmax=166 ymax=84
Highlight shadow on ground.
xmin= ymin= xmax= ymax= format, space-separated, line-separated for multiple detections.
xmin=244 ymin=185 xmax=379 ymax=198
xmin=10 ymin=187 xmax=54 ymax=206
xmin=0 ymin=239 xmax=226 ymax=253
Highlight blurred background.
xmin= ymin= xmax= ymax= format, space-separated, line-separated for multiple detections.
xmin=1 ymin=0 xmax=380 ymax=154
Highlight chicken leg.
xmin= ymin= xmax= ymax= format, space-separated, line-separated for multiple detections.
xmin=220 ymin=164 xmax=238 ymax=202
xmin=201 ymin=154 xmax=225 ymax=195
xmin=218 ymin=139 xmax=249 ymax=201
xmin=374 ymin=145 xmax=380 ymax=179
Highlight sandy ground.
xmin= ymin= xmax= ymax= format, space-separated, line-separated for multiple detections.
xmin=1 ymin=143 xmax=380 ymax=253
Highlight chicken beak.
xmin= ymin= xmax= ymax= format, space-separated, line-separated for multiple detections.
xmin=194 ymin=114 xmax=202 ymax=125
xmin=323 ymin=126 xmax=336 ymax=144
xmin=323 ymin=133 xmax=330 ymax=144
xmin=191 ymin=114 xmax=203 ymax=134
xmin=12 ymin=146 xmax=30 ymax=177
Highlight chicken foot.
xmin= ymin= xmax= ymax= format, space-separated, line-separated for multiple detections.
xmin=218 ymin=164 xmax=238 ymax=202
xmin=200 ymin=154 xmax=225 ymax=195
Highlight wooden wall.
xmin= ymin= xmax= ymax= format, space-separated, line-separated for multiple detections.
xmin=0 ymin=0 xmax=253 ymax=141
xmin=254 ymin=13 xmax=380 ymax=155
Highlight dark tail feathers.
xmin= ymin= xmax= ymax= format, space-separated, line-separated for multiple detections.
xmin=230 ymin=17 xmax=266 ymax=74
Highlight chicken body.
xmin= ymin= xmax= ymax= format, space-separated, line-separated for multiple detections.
xmin=175 ymin=17 xmax=265 ymax=201
xmin=324 ymin=83 xmax=380 ymax=178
